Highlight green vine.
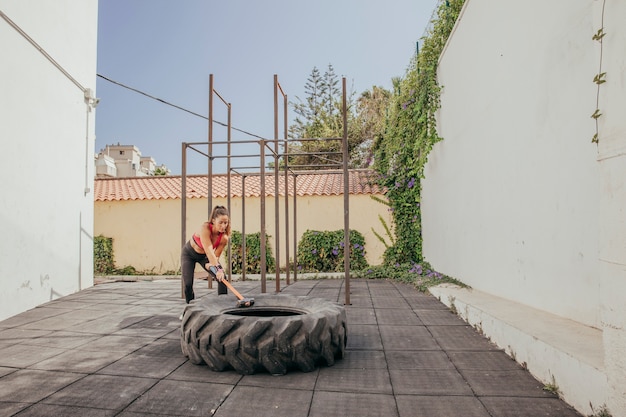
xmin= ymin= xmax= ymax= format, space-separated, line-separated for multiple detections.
xmin=229 ymin=231 xmax=275 ymax=274
xmin=373 ymin=0 xmax=465 ymax=264
xmin=591 ymin=1 xmax=606 ymax=144
xmin=94 ymin=235 xmax=115 ymax=274
xmin=297 ymin=229 xmax=368 ymax=272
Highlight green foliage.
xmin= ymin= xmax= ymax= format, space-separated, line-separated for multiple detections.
xmin=355 ymin=262 xmax=466 ymax=293
xmin=372 ymin=0 xmax=465 ymax=265
xmin=94 ymin=235 xmax=115 ymax=275
xmin=229 ymin=231 xmax=275 ymax=274
xmin=297 ymin=229 xmax=368 ymax=272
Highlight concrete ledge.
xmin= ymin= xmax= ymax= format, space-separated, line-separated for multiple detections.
xmin=429 ymin=283 xmax=608 ymax=415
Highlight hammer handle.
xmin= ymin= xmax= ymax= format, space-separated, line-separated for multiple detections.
xmin=220 ymin=279 xmax=244 ymax=301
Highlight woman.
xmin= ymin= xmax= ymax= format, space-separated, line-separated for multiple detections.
xmin=181 ymin=205 xmax=230 ymax=304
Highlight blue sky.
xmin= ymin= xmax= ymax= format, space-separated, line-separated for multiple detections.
xmin=96 ymin=0 xmax=440 ymax=175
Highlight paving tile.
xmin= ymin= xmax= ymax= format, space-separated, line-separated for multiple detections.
xmin=414 ymin=309 xmax=467 ymax=325
xmin=75 ymin=334 xmax=156 ymax=354
xmin=97 ymin=352 xmax=187 ymax=378
xmin=376 ymin=308 xmax=423 ymax=325
xmin=346 ymin=324 xmax=382 ymax=350
xmin=380 ymin=325 xmax=441 ymax=350
xmin=481 ymin=396 xmax=583 ymax=417
xmin=331 ymin=349 xmax=387 ymax=369
xmin=458 ymin=369 xmax=552 ymax=397
xmin=0 ymin=307 xmax=73 ymax=328
xmin=134 ymin=336 xmax=184 ymax=356
xmin=0 ymin=369 xmax=85 ymax=403
xmin=113 ymin=315 xmax=180 ymax=338
xmin=367 ymin=287 xmax=402 ymax=297
xmin=20 ymin=315 xmax=87 ymax=331
xmin=371 ymin=296 xmax=411 ymax=309
xmin=43 ymin=374 xmax=158 ymax=410
xmin=386 ymin=350 xmax=455 ymax=370
xmin=346 ymin=295 xmax=373 ymax=308
xmin=389 ymin=369 xmax=472 ymax=395
xmin=13 ymin=403 xmax=117 ymax=417
xmin=21 ymin=331 xmax=100 ymax=349
xmin=310 ymin=391 xmax=398 ymax=417
xmin=0 ymin=367 xmax=16 ymax=378
xmin=427 ymin=325 xmax=500 ymax=351
xmin=346 ymin=307 xmax=377 ymax=325
xmin=0 ymin=402 xmax=30 ymax=416
xmin=448 ymin=351 xmax=523 ymax=370
xmin=0 ymin=343 xmax=66 ymax=367
xmin=396 ymin=395 xmax=490 ymax=417
xmin=317 ymin=367 xmax=393 ymax=394
xmin=240 ymin=368 xmax=318 ymax=389
xmin=404 ymin=296 xmax=449 ymax=310
xmin=0 ymin=327 xmax=52 ymax=343
xmin=166 ymin=362 xmax=243 ymax=384
xmin=29 ymin=348 xmax=128 ymax=373
xmin=214 ymin=385 xmax=311 ymax=417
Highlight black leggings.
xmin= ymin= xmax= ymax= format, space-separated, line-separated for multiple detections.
xmin=181 ymin=241 xmax=227 ymax=303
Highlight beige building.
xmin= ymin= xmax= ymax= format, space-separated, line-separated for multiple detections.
xmin=95 ymin=144 xmax=168 ymax=178
xmin=94 ymin=170 xmax=390 ymax=273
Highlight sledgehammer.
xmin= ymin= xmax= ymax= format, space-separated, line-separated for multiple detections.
xmin=221 ymin=279 xmax=255 ymax=308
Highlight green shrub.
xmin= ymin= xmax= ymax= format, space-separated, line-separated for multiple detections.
xmin=297 ymin=229 xmax=368 ymax=272
xmin=94 ymin=235 xmax=115 ymax=275
xmin=229 ymin=231 xmax=275 ymax=274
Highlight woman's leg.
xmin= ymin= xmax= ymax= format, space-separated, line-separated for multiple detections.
xmin=181 ymin=242 xmax=199 ymax=303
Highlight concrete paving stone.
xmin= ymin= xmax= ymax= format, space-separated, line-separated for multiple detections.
xmin=309 ymin=391 xmax=398 ymax=417
xmin=346 ymin=324 xmax=383 ymax=350
xmin=376 ymin=308 xmax=424 ymax=325
xmin=97 ymin=352 xmax=187 ymax=379
xmin=20 ymin=331 xmax=100 ymax=350
xmin=414 ymin=309 xmax=468 ymax=325
xmin=78 ymin=302 xmax=136 ymax=312
xmin=0 ymin=328 xmax=53 ymax=343
xmin=113 ymin=315 xmax=180 ymax=339
xmin=346 ymin=307 xmax=377 ymax=325
xmin=346 ymin=295 xmax=373 ymax=308
xmin=371 ymin=296 xmax=411 ymax=309
xmin=480 ymin=396 xmax=583 ymax=417
xmin=0 ymin=366 xmax=17 ymax=377
xmin=404 ymin=295 xmax=450 ymax=310
xmin=0 ymin=402 xmax=30 ymax=416
xmin=21 ymin=315 xmax=91 ymax=331
xmin=0 ymin=343 xmax=66 ymax=368
xmin=240 ymin=368 xmax=319 ymax=390
xmin=386 ymin=350 xmax=456 ymax=370
xmin=331 ymin=349 xmax=387 ymax=369
xmin=134 ymin=336 xmax=183 ymax=356
xmin=213 ymin=385 xmax=311 ymax=417
xmin=42 ymin=374 xmax=158 ymax=411
xmin=458 ymin=369 xmax=552 ymax=397
xmin=389 ymin=369 xmax=473 ymax=395
xmin=69 ymin=315 xmax=140 ymax=335
xmin=75 ymin=334 xmax=157 ymax=354
xmin=368 ymin=287 xmax=402 ymax=297
xmin=166 ymin=362 xmax=243 ymax=384
xmin=448 ymin=351 xmax=523 ymax=371
xmin=29 ymin=348 xmax=129 ymax=373
xmin=379 ymin=325 xmax=441 ymax=350
xmin=427 ymin=325 xmax=500 ymax=351
xmin=0 ymin=307 xmax=72 ymax=328
xmin=395 ymin=395 xmax=491 ymax=417
xmin=12 ymin=403 xmax=117 ymax=417
xmin=161 ymin=328 xmax=182 ymax=340
xmin=124 ymin=380 xmax=233 ymax=416
xmin=316 ymin=367 xmax=393 ymax=394
xmin=0 ymin=369 xmax=85 ymax=403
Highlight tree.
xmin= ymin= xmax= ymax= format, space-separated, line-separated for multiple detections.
xmin=353 ymin=85 xmax=392 ymax=167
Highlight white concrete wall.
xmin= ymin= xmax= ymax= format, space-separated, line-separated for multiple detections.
xmin=423 ymin=0 xmax=600 ymax=327
xmin=0 ymin=0 xmax=98 ymax=321
xmin=423 ymin=0 xmax=626 ymax=414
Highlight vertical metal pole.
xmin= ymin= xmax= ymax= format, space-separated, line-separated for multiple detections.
xmin=293 ymin=173 xmax=298 ymax=282
xmin=273 ymin=75 xmax=280 ymax=293
xmin=241 ymin=175 xmax=247 ymax=281
xmin=181 ymin=142 xmax=187 ymax=298
xmin=260 ymin=140 xmax=267 ymax=293
xmin=283 ymin=93 xmax=290 ymax=286
xmin=342 ymin=77 xmax=351 ymax=305
xmin=208 ymin=74 xmax=214 ymax=214
xmin=227 ymin=102 xmax=232 ymax=282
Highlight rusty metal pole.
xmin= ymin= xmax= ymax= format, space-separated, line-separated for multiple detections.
xmin=260 ymin=140 xmax=267 ymax=293
xmin=342 ymin=77 xmax=351 ymax=305
xmin=181 ymin=142 xmax=187 ymax=298
xmin=227 ymin=102 xmax=232 ymax=282
xmin=273 ymin=75 xmax=281 ymax=293
xmin=283 ymin=92 xmax=290 ymax=286
xmin=241 ymin=174 xmax=247 ymax=281
xmin=208 ymin=74 xmax=214 ymax=215
xmin=293 ymin=173 xmax=298 ymax=282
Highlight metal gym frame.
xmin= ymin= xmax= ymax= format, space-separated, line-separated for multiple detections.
xmin=181 ymin=74 xmax=351 ymax=305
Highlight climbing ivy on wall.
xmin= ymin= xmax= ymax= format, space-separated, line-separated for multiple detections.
xmin=372 ymin=0 xmax=465 ymax=265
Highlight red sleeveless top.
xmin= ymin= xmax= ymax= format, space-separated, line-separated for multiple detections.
xmin=192 ymin=223 xmax=223 ymax=250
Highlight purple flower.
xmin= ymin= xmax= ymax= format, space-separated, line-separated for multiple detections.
xmin=407 ymin=178 xmax=415 ymax=189
xmin=332 ymin=248 xmax=339 ymax=256
xmin=312 ymin=249 xmax=317 ymax=255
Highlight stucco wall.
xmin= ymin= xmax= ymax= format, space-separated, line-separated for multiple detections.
xmin=94 ymin=194 xmax=391 ymax=273
xmin=422 ymin=0 xmax=600 ymax=327
xmin=0 ymin=0 xmax=98 ymax=321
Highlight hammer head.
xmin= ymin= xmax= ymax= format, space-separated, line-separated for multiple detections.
xmin=236 ymin=298 xmax=255 ymax=308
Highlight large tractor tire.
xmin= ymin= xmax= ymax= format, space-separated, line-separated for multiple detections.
xmin=180 ymin=294 xmax=347 ymax=375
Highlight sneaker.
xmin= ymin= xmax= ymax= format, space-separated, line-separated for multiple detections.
xmin=179 ymin=312 xmax=184 ymax=320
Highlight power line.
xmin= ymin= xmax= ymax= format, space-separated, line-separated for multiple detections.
xmin=96 ymin=74 xmax=268 ymax=140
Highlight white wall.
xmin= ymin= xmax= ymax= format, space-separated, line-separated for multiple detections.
xmin=0 ymin=0 xmax=98 ymax=321
xmin=423 ymin=0 xmax=600 ymax=327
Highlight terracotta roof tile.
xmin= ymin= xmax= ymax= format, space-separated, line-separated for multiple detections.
xmin=94 ymin=170 xmax=385 ymax=202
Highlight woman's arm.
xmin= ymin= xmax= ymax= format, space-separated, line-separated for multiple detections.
xmin=198 ymin=223 xmax=224 ymax=280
